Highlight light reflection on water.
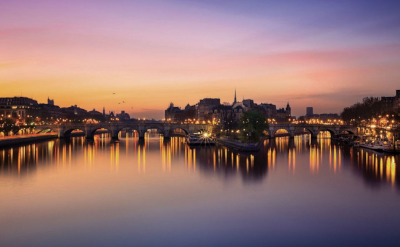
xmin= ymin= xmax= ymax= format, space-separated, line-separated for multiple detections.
xmin=0 ymin=134 xmax=399 ymax=188
xmin=0 ymin=134 xmax=400 ymax=247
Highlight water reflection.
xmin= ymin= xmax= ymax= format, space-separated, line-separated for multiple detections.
xmin=349 ymin=147 xmax=398 ymax=189
xmin=0 ymin=134 xmax=399 ymax=190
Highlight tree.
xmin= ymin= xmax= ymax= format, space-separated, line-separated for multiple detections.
xmin=239 ymin=110 xmax=268 ymax=142
xmin=0 ymin=117 xmax=18 ymax=135
xmin=341 ymin=97 xmax=384 ymax=124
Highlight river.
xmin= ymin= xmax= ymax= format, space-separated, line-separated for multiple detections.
xmin=0 ymin=134 xmax=399 ymax=247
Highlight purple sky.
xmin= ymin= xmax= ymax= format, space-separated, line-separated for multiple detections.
xmin=1 ymin=0 xmax=400 ymax=118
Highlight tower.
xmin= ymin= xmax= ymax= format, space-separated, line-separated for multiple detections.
xmin=103 ymin=107 xmax=105 ymax=117
xmin=286 ymin=102 xmax=291 ymax=116
xmin=306 ymin=107 xmax=313 ymax=116
xmin=234 ymin=88 xmax=237 ymax=103
xmin=47 ymin=97 xmax=54 ymax=106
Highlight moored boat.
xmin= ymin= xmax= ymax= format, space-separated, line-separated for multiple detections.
xmin=359 ymin=138 xmax=385 ymax=151
xmin=186 ymin=133 xmax=216 ymax=145
xmin=382 ymin=140 xmax=400 ymax=153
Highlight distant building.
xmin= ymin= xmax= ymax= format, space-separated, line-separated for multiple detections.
xmin=166 ymin=89 xmax=294 ymax=125
xmin=197 ymin=98 xmax=221 ymax=121
xmin=47 ymin=97 xmax=54 ymax=106
xmin=381 ymin=90 xmax=400 ymax=113
xmin=258 ymin=103 xmax=277 ymax=118
xmin=243 ymin=99 xmax=254 ymax=108
xmin=306 ymin=107 xmax=313 ymax=116
xmin=0 ymin=97 xmax=39 ymax=118
xmin=231 ymin=102 xmax=246 ymax=122
xmin=183 ymin=104 xmax=197 ymax=120
xmin=299 ymin=113 xmax=340 ymax=122
xmin=37 ymin=97 xmax=67 ymax=119
xmin=210 ymin=104 xmax=231 ymax=125
xmin=286 ymin=102 xmax=291 ymax=116
xmin=116 ymin=110 xmax=130 ymax=121
xmin=319 ymin=113 xmax=340 ymax=122
xmin=88 ymin=108 xmax=103 ymax=118
xmin=62 ymin=105 xmax=88 ymax=116
xmin=165 ymin=103 xmax=196 ymax=122
xmin=165 ymin=103 xmax=184 ymax=121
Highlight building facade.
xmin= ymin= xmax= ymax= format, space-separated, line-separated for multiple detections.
xmin=306 ymin=107 xmax=314 ymax=116
xmin=0 ymin=97 xmax=39 ymax=118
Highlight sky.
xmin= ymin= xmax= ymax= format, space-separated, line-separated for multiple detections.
xmin=1 ymin=0 xmax=400 ymax=119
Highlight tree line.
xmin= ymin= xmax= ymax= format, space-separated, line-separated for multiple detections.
xmin=341 ymin=97 xmax=398 ymax=124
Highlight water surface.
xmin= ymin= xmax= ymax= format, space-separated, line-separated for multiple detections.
xmin=0 ymin=134 xmax=399 ymax=247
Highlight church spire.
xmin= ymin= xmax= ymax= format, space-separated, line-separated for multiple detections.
xmin=234 ymin=88 xmax=237 ymax=103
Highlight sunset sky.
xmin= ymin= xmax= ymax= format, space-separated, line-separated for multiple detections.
xmin=1 ymin=0 xmax=400 ymax=119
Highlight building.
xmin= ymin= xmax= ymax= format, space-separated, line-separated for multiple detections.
xmin=62 ymin=105 xmax=88 ymax=116
xmin=381 ymin=90 xmax=400 ymax=113
xmin=165 ymin=90 xmax=295 ymax=125
xmin=88 ymin=108 xmax=103 ymax=119
xmin=0 ymin=97 xmax=39 ymax=118
xmin=38 ymin=98 xmax=66 ymax=119
xmin=47 ymin=97 xmax=54 ymax=106
xmin=116 ymin=110 xmax=130 ymax=121
xmin=210 ymin=104 xmax=231 ymax=125
xmin=275 ymin=102 xmax=291 ymax=118
xmin=319 ymin=113 xmax=340 ymax=122
xmin=286 ymin=102 xmax=291 ymax=117
xmin=165 ymin=103 xmax=196 ymax=122
xmin=165 ymin=103 xmax=184 ymax=121
xmin=183 ymin=104 xmax=197 ymax=121
xmin=306 ymin=107 xmax=313 ymax=116
xmin=197 ymin=98 xmax=221 ymax=121
xmin=243 ymin=99 xmax=254 ymax=108
xmin=258 ymin=103 xmax=277 ymax=118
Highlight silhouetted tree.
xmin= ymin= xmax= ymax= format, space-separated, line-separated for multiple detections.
xmin=341 ymin=97 xmax=384 ymax=124
xmin=239 ymin=110 xmax=268 ymax=142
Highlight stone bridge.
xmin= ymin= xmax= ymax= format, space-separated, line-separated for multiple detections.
xmin=34 ymin=122 xmax=356 ymax=140
xmin=35 ymin=122 xmax=213 ymax=140
xmin=267 ymin=124 xmax=357 ymax=139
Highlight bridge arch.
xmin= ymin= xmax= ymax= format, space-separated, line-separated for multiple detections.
xmin=303 ymin=127 xmax=316 ymax=136
xmin=63 ymin=127 xmax=86 ymax=138
xmin=143 ymin=126 xmax=165 ymax=136
xmin=273 ymin=128 xmax=290 ymax=135
xmin=169 ymin=127 xmax=189 ymax=136
xmin=293 ymin=127 xmax=310 ymax=136
xmin=340 ymin=129 xmax=356 ymax=135
xmin=87 ymin=127 xmax=112 ymax=139
xmin=292 ymin=127 xmax=319 ymax=139
xmin=115 ymin=126 xmax=140 ymax=138
xmin=317 ymin=128 xmax=336 ymax=138
xmin=272 ymin=127 xmax=293 ymax=138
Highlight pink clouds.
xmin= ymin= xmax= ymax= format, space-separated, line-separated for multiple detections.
xmin=0 ymin=0 xmax=399 ymax=119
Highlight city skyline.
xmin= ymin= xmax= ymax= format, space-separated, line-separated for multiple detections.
xmin=1 ymin=0 xmax=400 ymax=119
xmin=1 ymin=1 xmax=400 ymax=246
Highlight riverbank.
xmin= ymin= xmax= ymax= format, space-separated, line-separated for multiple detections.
xmin=0 ymin=130 xmax=117 ymax=148
xmin=217 ymin=137 xmax=260 ymax=152
xmin=0 ymin=132 xmax=90 ymax=149
xmin=0 ymin=134 xmax=58 ymax=148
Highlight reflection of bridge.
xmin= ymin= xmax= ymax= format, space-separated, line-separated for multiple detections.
xmin=267 ymin=124 xmax=357 ymax=139
xmin=35 ymin=122 xmax=213 ymax=140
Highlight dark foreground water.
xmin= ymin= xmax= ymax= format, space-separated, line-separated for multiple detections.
xmin=0 ymin=134 xmax=399 ymax=247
